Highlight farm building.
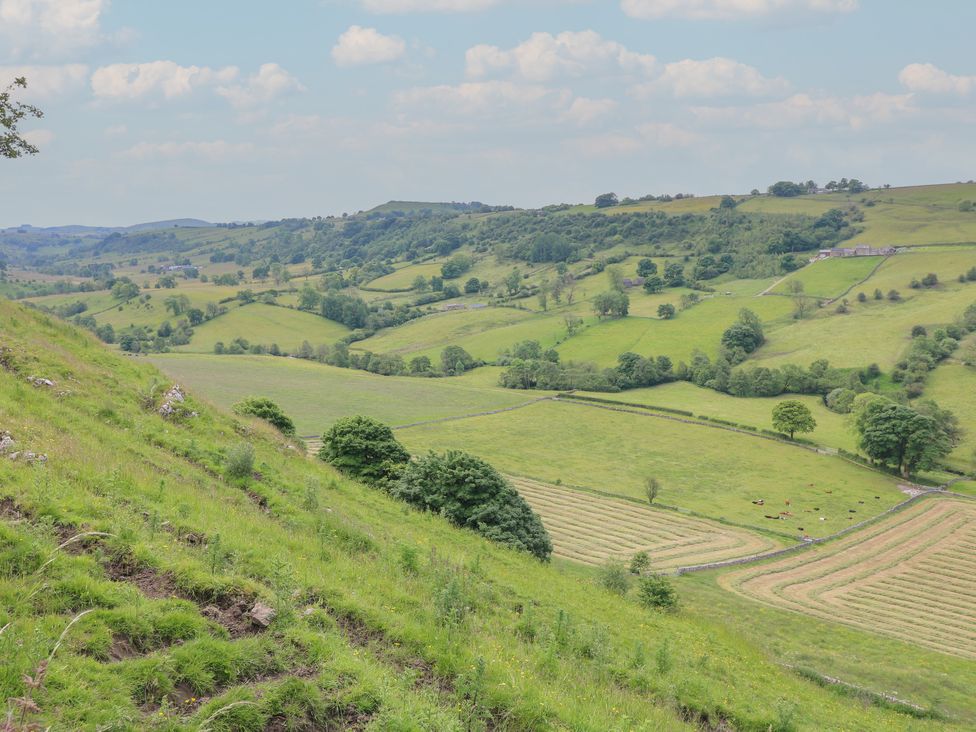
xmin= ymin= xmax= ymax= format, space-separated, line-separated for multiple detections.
xmin=622 ymin=277 xmax=646 ymax=288
xmin=816 ymin=245 xmax=895 ymax=259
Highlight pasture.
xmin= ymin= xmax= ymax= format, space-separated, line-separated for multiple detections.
xmin=581 ymin=381 xmax=858 ymax=452
xmin=397 ymin=398 xmax=902 ymax=535
xmin=557 ymin=294 xmax=794 ymax=366
xmin=922 ymin=361 xmax=976 ymax=470
xmin=147 ymin=353 xmax=534 ymax=435
xmin=755 ymin=249 xmax=976 ymax=368
xmin=721 ymin=495 xmax=976 ymax=659
xmin=770 ymin=256 xmax=882 ymax=299
xmin=512 ymin=477 xmax=783 ymax=568
xmin=740 ymin=183 xmax=976 ymax=247
xmin=352 ymin=307 xmax=569 ymax=362
xmin=176 ymin=302 xmax=350 ymax=353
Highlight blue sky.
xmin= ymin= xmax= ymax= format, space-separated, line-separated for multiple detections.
xmin=2 ymin=0 xmax=975 ymax=226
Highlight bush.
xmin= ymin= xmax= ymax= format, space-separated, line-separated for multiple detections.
xmin=394 ymin=450 xmax=552 ymax=560
xmin=224 ymin=443 xmax=255 ymax=480
xmin=319 ymin=416 xmax=409 ymax=484
xmin=629 ymin=551 xmax=650 ymax=575
xmin=599 ymin=559 xmax=631 ymax=595
xmin=233 ymin=397 xmax=295 ymax=436
xmin=637 ymin=574 xmax=678 ymax=611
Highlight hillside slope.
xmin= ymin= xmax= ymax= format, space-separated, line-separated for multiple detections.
xmin=0 ymin=298 xmax=959 ymax=730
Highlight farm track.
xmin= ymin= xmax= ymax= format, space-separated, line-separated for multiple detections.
xmin=721 ymin=496 xmax=976 ymax=658
xmin=511 ymin=477 xmax=781 ymax=569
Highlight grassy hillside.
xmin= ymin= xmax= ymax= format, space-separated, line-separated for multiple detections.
xmin=2 ymin=299 xmax=955 ymax=730
xmin=147 ymin=353 xmax=538 ymax=436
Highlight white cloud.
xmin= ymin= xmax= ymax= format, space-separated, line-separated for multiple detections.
xmin=563 ymin=97 xmax=618 ymax=125
xmin=637 ymin=121 xmax=700 ymax=147
xmin=899 ymin=63 xmax=976 ymax=96
xmin=395 ymin=80 xmax=567 ymax=115
xmin=91 ymin=61 xmax=239 ymax=100
xmin=0 ymin=64 xmax=88 ymax=97
xmin=638 ymin=57 xmax=788 ymax=98
xmin=360 ymin=0 xmax=499 ymax=12
xmin=621 ymin=0 xmax=857 ymax=20
xmin=466 ymin=30 xmax=655 ymax=82
xmin=332 ymin=26 xmax=406 ymax=67
xmin=691 ymin=91 xmax=914 ymax=130
xmin=216 ymin=63 xmax=304 ymax=108
xmin=573 ymin=133 xmax=642 ymax=157
xmin=120 ymin=140 xmax=255 ymax=161
xmin=22 ymin=128 xmax=54 ymax=147
xmin=0 ymin=0 xmax=106 ymax=57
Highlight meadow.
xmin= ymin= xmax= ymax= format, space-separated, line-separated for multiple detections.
xmin=581 ymin=381 xmax=858 ymax=452
xmin=557 ymin=294 xmax=794 ymax=366
xmin=175 ymin=303 xmax=350 ymax=353
xmin=720 ymin=495 xmax=976 ymax=659
xmin=397 ymin=398 xmax=902 ymax=536
xmin=922 ymin=360 xmax=976 ymax=470
xmin=512 ymin=477 xmax=783 ymax=568
xmin=147 ymin=353 xmax=536 ymax=435
xmin=770 ymin=255 xmax=883 ymax=299
xmin=0 ymin=297 xmax=938 ymax=731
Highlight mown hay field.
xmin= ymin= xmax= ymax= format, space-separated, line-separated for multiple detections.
xmin=397 ymin=399 xmax=902 ymax=535
xmin=512 ymin=477 xmax=782 ymax=568
xmin=721 ymin=496 xmax=976 ymax=658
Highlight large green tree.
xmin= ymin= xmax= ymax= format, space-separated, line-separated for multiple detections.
xmin=2 ymin=78 xmax=43 ymax=159
xmin=394 ymin=450 xmax=552 ymax=560
xmin=856 ymin=401 xmax=954 ymax=477
xmin=771 ymin=400 xmax=816 ymax=439
xmin=319 ymin=416 xmax=409 ymax=483
xmin=233 ymin=397 xmax=296 ymax=436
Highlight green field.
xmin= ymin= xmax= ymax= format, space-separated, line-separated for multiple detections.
xmin=740 ymin=183 xmax=976 ymax=247
xmin=352 ymin=307 xmax=570 ymax=362
xmin=398 ymin=399 xmax=901 ymax=536
xmin=771 ymin=256 xmax=883 ymax=299
xmin=581 ymin=381 xmax=858 ymax=452
xmin=176 ymin=303 xmax=350 ymax=353
xmin=558 ymin=294 xmax=794 ymax=366
xmin=1 ymin=297 xmax=939 ymax=731
xmin=147 ymin=353 xmax=535 ymax=435
xmin=922 ymin=360 xmax=976 ymax=470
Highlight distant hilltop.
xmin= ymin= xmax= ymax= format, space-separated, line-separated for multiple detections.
xmin=365 ymin=201 xmax=515 ymax=215
xmin=3 ymin=218 xmax=213 ymax=235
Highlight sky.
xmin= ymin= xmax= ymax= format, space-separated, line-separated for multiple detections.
xmin=1 ymin=0 xmax=975 ymax=226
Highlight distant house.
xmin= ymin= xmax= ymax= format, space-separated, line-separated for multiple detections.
xmin=622 ymin=277 xmax=646 ymax=288
xmin=816 ymin=246 xmax=895 ymax=260
xmin=165 ymin=264 xmax=195 ymax=271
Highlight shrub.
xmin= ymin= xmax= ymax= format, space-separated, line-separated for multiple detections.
xmin=394 ymin=450 xmax=552 ymax=560
xmin=637 ymin=574 xmax=678 ymax=611
xmin=224 ymin=443 xmax=255 ymax=480
xmin=599 ymin=559 xmax=631 ymax=595
xmin=233 ymin=397 xmax=295 ymax=436
xmin=629 ymin=551 xmax=650 ymax=575
xmin=318 ymin=416 xmax=409 ymax=484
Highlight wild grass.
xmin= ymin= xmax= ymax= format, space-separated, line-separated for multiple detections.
xmin=0 ymin=297 xmax=946 ymax=730
xmin=175 ymin=303 xmax=350 ymax=353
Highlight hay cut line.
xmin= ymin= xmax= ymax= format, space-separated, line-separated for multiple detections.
xmin=511 ymin=477 xmax=781 ymax=569
xmin=721 ymin=496 xmax=976 ymax=659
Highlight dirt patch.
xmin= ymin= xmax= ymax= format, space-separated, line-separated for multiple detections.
xmin=103 ymin=553 xmax=266 ymax=638
xmin=108 ymin=634 xmax=142 ymax=662
xmin=246 ymin=490 xmax=272 ymax=514
xmin=200 ymin=594 xmax=265 ymax=639
xmin=899 ymin=483 xmax=928 ymax=498
xmin=0 ymin=495 xmax=26 ymax=521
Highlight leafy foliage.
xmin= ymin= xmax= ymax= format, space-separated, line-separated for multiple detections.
xmin=319 ymin=416 xmax=410 ymax=483
xmin=394 ymin=450 xmax=552 ymax=560
xmin=233 ymin=397 xmax=296 ymax=436
xmin=771 ymin=400 xmax=817 ymax=440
